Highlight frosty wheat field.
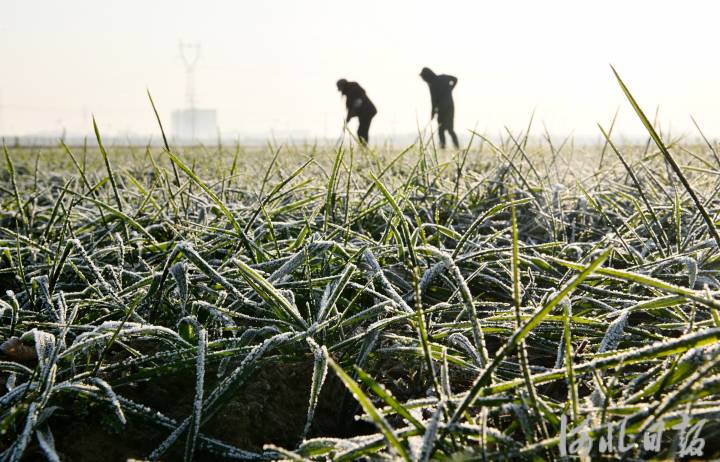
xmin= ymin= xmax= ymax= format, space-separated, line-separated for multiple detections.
xmin=2 ymin=85 xmax=720 ymax=460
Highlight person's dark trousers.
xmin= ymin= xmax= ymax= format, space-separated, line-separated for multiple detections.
xmin=358 ymin=114 xmax=374 ymax=145
xmin=438 ymin=119 xmax=459 ymax=149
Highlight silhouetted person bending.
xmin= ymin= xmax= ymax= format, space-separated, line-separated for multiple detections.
xmin=420 ymin=67 xmax=459 ymax=149
xmin=337 ymin=79 xmax=377 ymax=145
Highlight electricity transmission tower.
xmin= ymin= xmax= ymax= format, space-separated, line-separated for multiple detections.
xmin=179 ymin=41 xmax=201 ymax=140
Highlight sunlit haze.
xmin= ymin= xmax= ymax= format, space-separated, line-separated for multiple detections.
xmin=2 ymin=0 xmax=720 ymax=143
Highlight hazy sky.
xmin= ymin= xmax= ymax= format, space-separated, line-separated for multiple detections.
xmin=2 ymin=1 xmax=720 ymax=141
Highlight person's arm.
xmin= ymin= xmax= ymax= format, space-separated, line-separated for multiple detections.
xmin=344 ymin=95 xmax=352 ymax=120
xmin=430 ymin=87 xmax=439 ymax=119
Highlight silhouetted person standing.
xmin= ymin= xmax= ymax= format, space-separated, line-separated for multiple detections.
xmin=420 ymin=67 xmax=459 ymax=149
xmin=337 ymin=79 xmax=377 ymax=145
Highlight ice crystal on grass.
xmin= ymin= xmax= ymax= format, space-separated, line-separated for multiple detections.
xmin=35 ymin=424 xmax=60 ymax=462
xmin=303 ymin=338 xmax=329 ymax=438
xmin=90 ymin=377 xmax=127 ymax=425
xmin=598 ymin=309 xmax=629 ymax=354
xmin=170 ymin=261 xmax=190 ymax=314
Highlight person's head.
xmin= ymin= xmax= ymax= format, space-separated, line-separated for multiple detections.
xmin=419 ymin=67 xmax=436 ymax=82
xmin=336 ymin=79 xmax=348 ymax=93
